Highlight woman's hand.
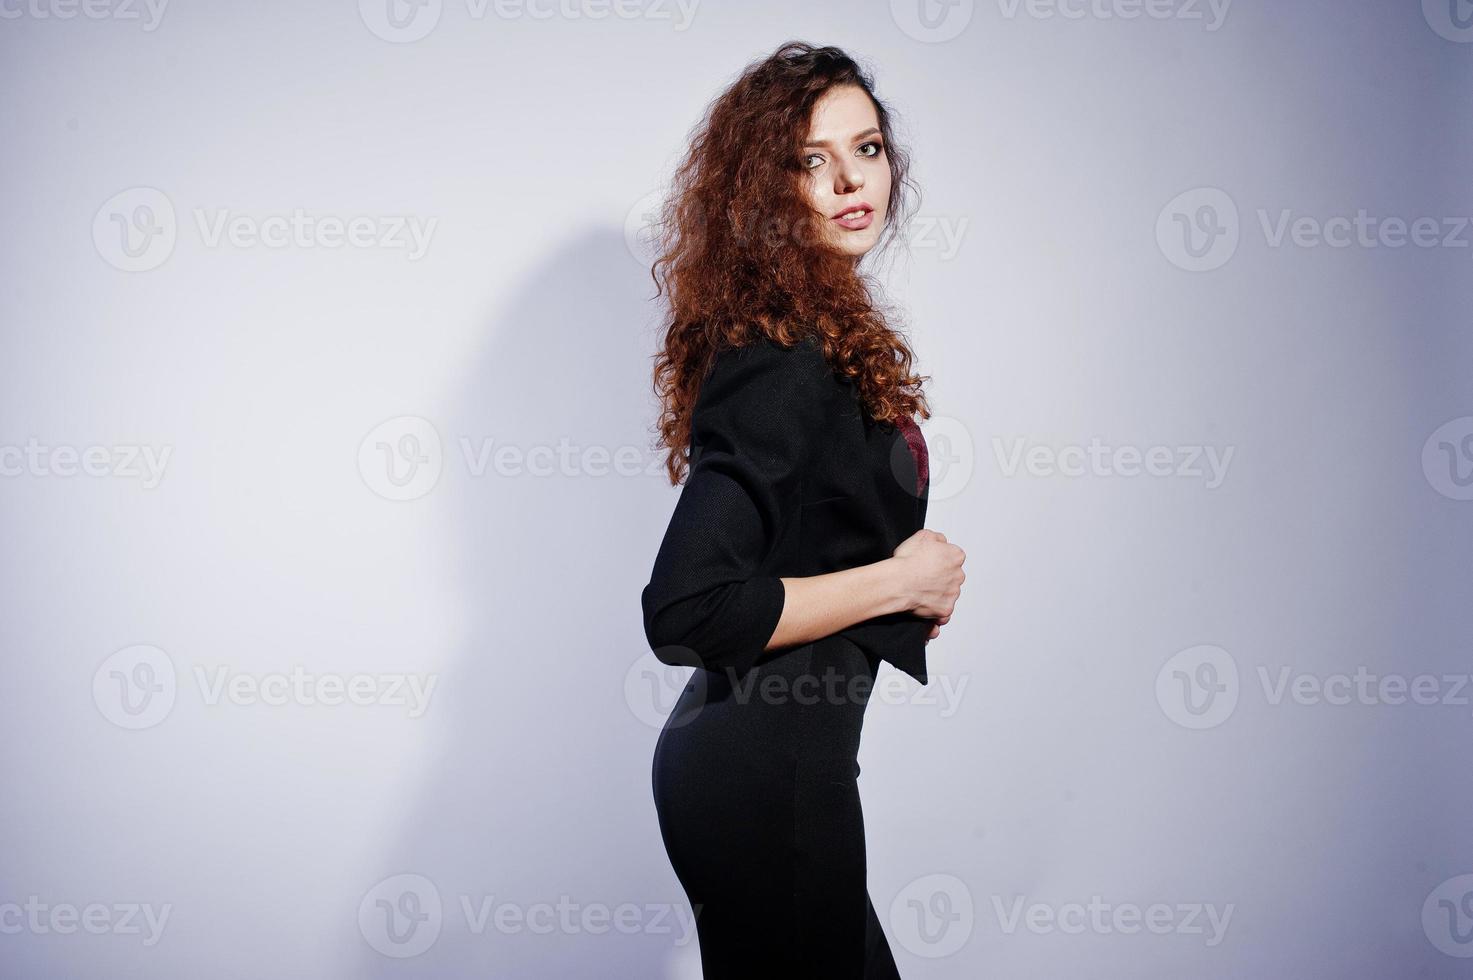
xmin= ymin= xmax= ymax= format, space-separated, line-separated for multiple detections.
xmin=890 ymin=529 xmax=966 ymax=630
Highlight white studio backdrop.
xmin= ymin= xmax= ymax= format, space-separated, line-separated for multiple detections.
xmin=2 ymin=1 xmax=1470 ymax=977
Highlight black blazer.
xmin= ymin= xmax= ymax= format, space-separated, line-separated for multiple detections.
xmin=641 ymin=333 xmax=934 ymax=684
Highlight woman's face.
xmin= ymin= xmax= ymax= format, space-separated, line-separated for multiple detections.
xmin=800 ymin=84 xmax=892 ymax=259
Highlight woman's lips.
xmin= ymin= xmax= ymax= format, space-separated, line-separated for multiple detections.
xmin=833 ymin=207 xmax=874 ymax=231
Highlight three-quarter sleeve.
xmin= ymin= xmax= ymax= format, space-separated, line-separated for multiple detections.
xmin=641 ymin=337 xmax=832 ymax=677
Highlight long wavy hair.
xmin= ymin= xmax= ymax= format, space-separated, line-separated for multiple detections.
xmin=647 ymin=40 xmax=931 ymax=486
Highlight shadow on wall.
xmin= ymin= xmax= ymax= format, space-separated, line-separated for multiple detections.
xmin=347 ymin=228 xmax=704 ymax=978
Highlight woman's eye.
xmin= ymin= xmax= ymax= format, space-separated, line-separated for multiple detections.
xmin=804 ymin=142 xmax=881 ymax=168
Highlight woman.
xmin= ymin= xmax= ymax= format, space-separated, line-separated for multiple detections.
xmin=640 ymin=41 xmax=967 ymax=978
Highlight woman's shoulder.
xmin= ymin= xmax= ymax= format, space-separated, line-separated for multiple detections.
xmin=696 ymin=333 xmax=844 ymax=423
xmin=709 ymin=332 xmax=835 ymax=384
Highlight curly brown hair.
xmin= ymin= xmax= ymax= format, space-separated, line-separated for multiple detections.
xmin=647 ymin=40 xmax=931 ymax=486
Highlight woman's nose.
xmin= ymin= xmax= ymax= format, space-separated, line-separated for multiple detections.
xmin=835 ymin=163 xmax=863 ymax=194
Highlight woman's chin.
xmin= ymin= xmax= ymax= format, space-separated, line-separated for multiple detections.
xmin=824 ymin=233 xmax=878 ymax=260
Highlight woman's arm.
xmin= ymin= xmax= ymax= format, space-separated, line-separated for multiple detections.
xmin=770 ymin=524 xmax=964 ymax=649
xmin=768 ymin=559 xmax=912 ymax=650
xmin=642 ymin=338 xmax=834 ymax=676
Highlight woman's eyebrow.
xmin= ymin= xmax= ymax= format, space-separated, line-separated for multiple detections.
xmin=802 ymin=127 xmax=881 ymax=149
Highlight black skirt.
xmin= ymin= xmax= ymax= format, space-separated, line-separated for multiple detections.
xmin=651 ymin=634 xmax=903 ymax=979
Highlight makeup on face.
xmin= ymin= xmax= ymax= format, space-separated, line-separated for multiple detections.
xmin=802 ymin=85 xmax=892 ymax=257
